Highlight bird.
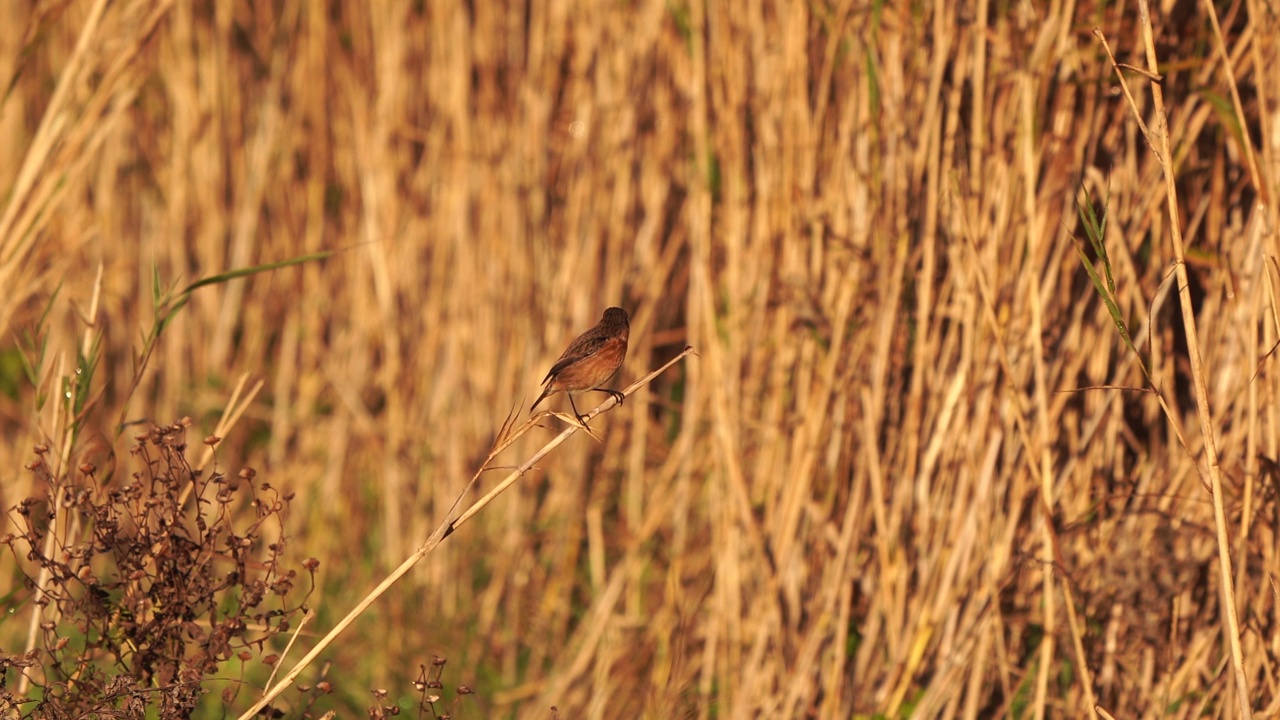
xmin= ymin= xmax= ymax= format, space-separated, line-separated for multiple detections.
xmin=531 ymin=307 xmax=630 ymax=428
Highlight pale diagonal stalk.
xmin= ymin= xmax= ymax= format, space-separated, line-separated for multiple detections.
xmin=235 ymin=347 xmax=696 ymax=720
xmin=1097 ymin=9 xmax=1253 ymax=716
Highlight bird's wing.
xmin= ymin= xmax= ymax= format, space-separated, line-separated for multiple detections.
xmin=541 ymin=334 xmax=610 ymax=384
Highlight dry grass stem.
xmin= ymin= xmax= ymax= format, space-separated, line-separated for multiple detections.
xmin=235 ymin=349 xmax=694 ymax=719
xmin=3 ymin=1 xmax=1278 ymax=716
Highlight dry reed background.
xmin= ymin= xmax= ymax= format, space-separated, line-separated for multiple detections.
xmin=2 ymin=0 xmax=1279 ymax=717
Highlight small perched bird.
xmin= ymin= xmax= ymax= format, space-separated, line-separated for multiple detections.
xmin=531 ymin=307 xmax=630 ymax=428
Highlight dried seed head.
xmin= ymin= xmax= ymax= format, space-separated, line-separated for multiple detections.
xmin=74 ymin=431 xmax=116 ymax=484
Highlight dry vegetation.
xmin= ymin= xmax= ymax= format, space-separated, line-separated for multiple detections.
xmin=1 ymin=0 xmax=1279 ymax=717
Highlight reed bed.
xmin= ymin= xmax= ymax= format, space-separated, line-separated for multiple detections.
xmin=2 ymin=0 xmax=1278 ymax=717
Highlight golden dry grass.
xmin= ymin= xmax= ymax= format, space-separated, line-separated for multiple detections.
xmin=2 ymin=0 xmax=1280 ymax=717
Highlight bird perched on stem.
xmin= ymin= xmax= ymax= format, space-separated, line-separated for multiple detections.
xmin=531 ymin=307 xmax=629 ymax=429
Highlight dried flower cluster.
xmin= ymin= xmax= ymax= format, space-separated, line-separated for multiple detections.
xmin=1 ymin=419 xmax=315 ymax=718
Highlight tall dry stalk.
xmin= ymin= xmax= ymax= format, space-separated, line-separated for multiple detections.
xmin=2 ymin=0 xmax=1279 ymax=717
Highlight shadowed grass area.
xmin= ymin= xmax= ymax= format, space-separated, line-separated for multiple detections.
xmin=2 ymin=0 xmax=1280 ymax=717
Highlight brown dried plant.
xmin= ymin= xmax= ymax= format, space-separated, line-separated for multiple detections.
xmin=365 ymin=655 xmax=474 ymax=720
xmin=1 ymin=419 xmax=315 ymax=719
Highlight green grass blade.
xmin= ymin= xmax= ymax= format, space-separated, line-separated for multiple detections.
xmin=1076 ymin=186 xmax=1115 ymax=296
xmin=177 ymin=251 xmax=334 ymax=297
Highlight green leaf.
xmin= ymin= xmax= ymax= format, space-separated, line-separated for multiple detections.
xmin=1073 ymin=185 xmax=1139 ymax=359
xmin=176 ymin=251 xmax=334 ymax=297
